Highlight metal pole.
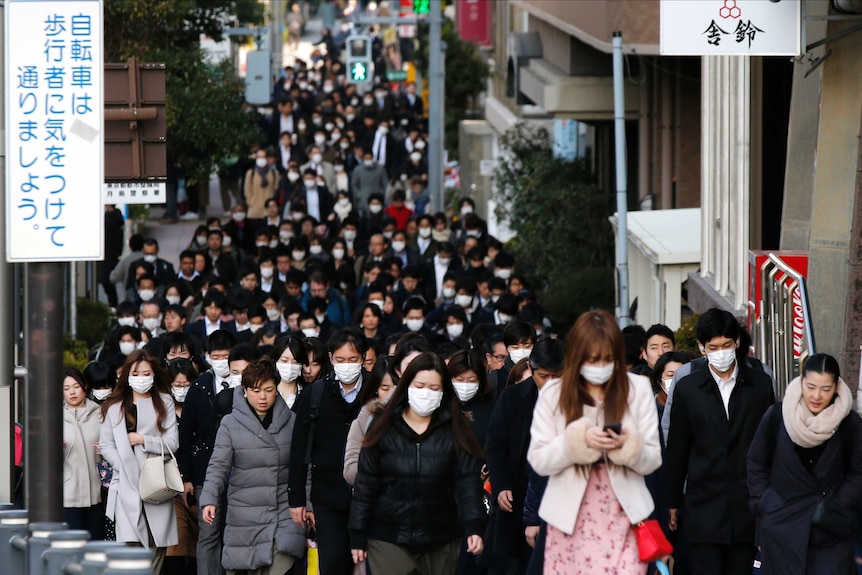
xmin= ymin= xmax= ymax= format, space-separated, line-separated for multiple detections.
xmin=70 ymin=262 xmax=77 ymax=340
xmin=271 ymin=0 xmax=284 ymax=80
xmin=25 ymin=262 xmax=66 ymax=522
xmin=0 ymin=1 xmax=16 ymax=505
xmin=428 ymin=0 xmax=445 ymax=213
xmin=612 ymin=31 xmax=631 ymax=328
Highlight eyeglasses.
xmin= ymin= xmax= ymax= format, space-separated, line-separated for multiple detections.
xmin=490 ymin=354 xmax=507 ymax=362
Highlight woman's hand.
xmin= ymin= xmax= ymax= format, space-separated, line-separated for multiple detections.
xmin=606 ymin=428 xmax=628 ymax=450
xmin=668 ymin=509 xmax=678 ymax=532
xmin=585 ymin=427 xmax=616 ymax=451
xmin=202 ymin=505 xmax=216 ymax=525
xmin=525 ymin=526 xmax=539 ymax=548
xmin=127 ymin=432 xmax=145 ymax=447
xmin=290 ymin=506 xmax=307 ymax=527
xmin=351 ymin=549 xmax=366 ymax=564
xmin=497 ymin=490 xmax=514 ymax=512
xmin=466 ymin=534 xmax=483 ymax=555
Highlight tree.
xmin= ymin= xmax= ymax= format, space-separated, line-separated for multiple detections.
xmin=415 ymin=20 xmax=488 ymax=158
xmin=104 ymin=0 xmax=265 ymax=185
xmin=494 ymin=123 xmax=616 ymax=329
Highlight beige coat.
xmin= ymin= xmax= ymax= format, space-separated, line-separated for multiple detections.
xmin=244 ymin=167 xmax=278 ymax=219
xmin=527 ymin=374 xmax=661 ymax=534
xmin=63 ymin=400 xmax=102 ymax=508
xmin=100 ymin=395 xmax=179 ymax=548
xmin=343 ymin=399 xmax=386 ymax=486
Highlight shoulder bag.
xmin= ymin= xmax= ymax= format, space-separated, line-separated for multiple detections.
xmin=139 ymin=437 xmax=183 ymax=504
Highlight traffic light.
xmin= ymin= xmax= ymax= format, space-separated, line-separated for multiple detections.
xmin=346 ymin=35 xmax=373 ymax=84
xmin=414 ymin=0 xmax=431 ymax=14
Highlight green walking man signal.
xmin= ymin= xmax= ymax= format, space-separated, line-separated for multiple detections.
xmin=346 ymin=34 xmax=374 ymax=84
xmin=414 ymin=0 xmax=431 ymax=14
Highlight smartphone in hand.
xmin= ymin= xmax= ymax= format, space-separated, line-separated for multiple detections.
xmin=603 ymin=422 xmax=622 ymax=435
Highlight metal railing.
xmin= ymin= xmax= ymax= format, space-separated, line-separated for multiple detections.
xmin=0 ymin=509 xmax=153 ymax=575
xmin=755 ymin=253 xmax=816 ymax=400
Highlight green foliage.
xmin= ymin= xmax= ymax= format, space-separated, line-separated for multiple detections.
xmin=104 ymin=0 xmax=264 ymax=186
xmin=64 ymin=336 xmax=90 ymax=372
xmin=76 ymin=298 xmax=113 ymax=349
xmin=674 ymin=313 xmax=700 ymax=353
xmin=415 ymin=20 xmax=489 ymax=158
xmin=494 ymin=123 xmax=616 ymax=330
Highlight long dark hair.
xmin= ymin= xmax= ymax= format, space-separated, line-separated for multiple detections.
xmin=446 ymin=349 xmax=492 ymax=401
xmin=101 ymin=350 xmax=172 ymax=433
xmin=560 ymin=310 xmax=630 ymax=425
xmin=364 ymin=353 xmax=483 ymax=458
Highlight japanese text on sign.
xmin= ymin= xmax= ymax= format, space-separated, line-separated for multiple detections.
xmin=6 ymin=0 xmax=104 ymax=262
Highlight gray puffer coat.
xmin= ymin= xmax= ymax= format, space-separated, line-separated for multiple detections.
xmin=200 ymin=386 xmax=305 ymax=570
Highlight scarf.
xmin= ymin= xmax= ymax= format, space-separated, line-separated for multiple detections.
xmin=782 ymin=375 xmax=852 ymax=448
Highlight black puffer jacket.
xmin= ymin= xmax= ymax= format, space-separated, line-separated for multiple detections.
xmin=349 ymin=404 xmax=485 ymax=552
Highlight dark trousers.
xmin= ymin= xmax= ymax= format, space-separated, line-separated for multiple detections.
xmin=195 ymin=484 xmax=226 ymax=575
xmin=314 ymin=505 xmax=353 ymax=575
xmin=687 ymin=542 xmax=756 ymax=575
xmin=525 ymin=521 xmax=546 ymax=575
xmin=98 ymin=261 xmax=119 ymax=308
xmin=64 ymin=504 xmax=104 ymax=540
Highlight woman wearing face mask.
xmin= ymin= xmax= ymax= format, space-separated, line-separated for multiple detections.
xmin=343 ymin=356 xmax=397 ymax=486
xmin=63 ymin=368 xmax=104 ymax=539
xmin=114 ymin=326 xmax=143 ymax=358
xmin=201 ymin=359 xmax=306 ymax=575
xmin=302 ymin=337 xmax=333 ymax=385
xmin=274 ymin=336 xmax=308 ymax=411
xmin=244 ymin=148 xmax=278 ymax=223
xmin=350 ymin=352 xmax=486 ymax=572
xmin=327 ymin=238 xmax=356 ymax=299
xmin=527 ymin=310 xmax=661 ymax=575
xmin=747 ymin=353 xmax=862 ymax=575
xmin=165 ymin=358 xmax=200 ymax=575
xmin=354 ymin=303 xmax=388 ymax=349
xmin=99 ymin=350 xmax=179 ymax=574
xmin=83 ymin=361 xmax=118 ymax=539
xmin=188 ymin=224 xmax=210 ymax=250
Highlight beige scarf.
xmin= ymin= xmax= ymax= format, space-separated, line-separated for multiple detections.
xmin=782 ymin=376 xmax=852 ymax=448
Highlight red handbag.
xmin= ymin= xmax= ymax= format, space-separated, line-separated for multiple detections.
xmin=632 ymin=520 xmax=673 ymax=562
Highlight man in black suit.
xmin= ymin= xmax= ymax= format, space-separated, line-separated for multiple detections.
xmin=186 ymin=291 xmax=236 ymax=342
xmin=422 ymin=241 xmax=458 ymax=304
xmin=398 ymin=81 xmax=424 ymax=125
xmin=205 ymin=229 xmax=238 ymax=286
xmin=666 ymin=309 xmax=775 ymax=575
xmin=125 ymin=238 xmax=176 ymax=290
xmin=484 ymin=339 xmax=563 ymax=575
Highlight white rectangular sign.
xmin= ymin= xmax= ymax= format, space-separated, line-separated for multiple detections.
xmin=103 ymin=182 xmax=167 ymax=205
xmin=661 ymin=0 xmax=803 ymax=56
xmin=5 ymin=0 xmax=104 ymax=262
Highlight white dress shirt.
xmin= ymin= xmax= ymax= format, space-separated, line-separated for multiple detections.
xmin=708 ymin=363 xmax=739 ymax=418
xmin=205 ymin=319 xmax=221 ymax=336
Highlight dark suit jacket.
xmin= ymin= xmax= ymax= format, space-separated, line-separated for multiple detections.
xmin=186 ymin=319 xmax=236 ymax=342
xmin=422 ymin=259 xmax=459 ymax=304
xmin=208 ymin=251 xmax=238 ymax=285
xmin=177 ymin=370 xmax=220 ymax=487
xmin=126 ymin=257 xmax=176 ymax=290
xmin=398 ymin=93 xmax=424 ymax=118
xmin=666 ymin=362 xmax=775 ymax=545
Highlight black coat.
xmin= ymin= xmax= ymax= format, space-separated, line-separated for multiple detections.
xmin=177 ymin=371 xmax=220 ymax=487
xmin=349 ymin=405 xmax=485 ymax=552
xmin=288 ymin=372 xmax=364 ymax=511
xmin=666 ymin=362 xmax=775 ymax=545
xmin=747 ymin=404 xmax=862 ymax=575
xmin=483 ymin=378 xmax=538 ymax=555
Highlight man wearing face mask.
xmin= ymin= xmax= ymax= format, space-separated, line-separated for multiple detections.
xmin=422 ymin=241 xmax=457 ymax=304
xmin=371 ymin=120 xmax=397 ymax=176
xmin=301 ymin=145 xmax=337 ymax=192
xmin=350 ymin=149 xmax=388 ymax=215
xmin=244 ymin=147 xmax=279 ymax=226
xmin=176 ymin=329 xmax=238 ymax=575
xmin=139 ymin=301 xmax=166 ymax=341
xmin=665 ymin=309 xmax=774 ymax=575
xmin=488 ymin=320 xmax=537 ymax=398
xmin=126 ymin=238 xmax=176 ymax=290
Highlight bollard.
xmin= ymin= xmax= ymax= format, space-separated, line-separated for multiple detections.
xmin=72 ymin=541 xmax=126 ymax=575
xmin=0 ymin=509 xmax=28 ymax=575
xmin=43 ymin=530 xmax=89 ymax=575
xmin=27 ymin=522 xmax=68 ymax=575
xmin=102 ymin=547 xmax=154 ymax=575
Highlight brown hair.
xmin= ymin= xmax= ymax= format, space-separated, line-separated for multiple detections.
xmin=559 ymin=310 xmax=629 ymax=425
xmin=101 ymin=350 xmax=172 ymax=433
xmin=241 ymin=357 xmax=279 ymax=389
xmin=364 ymin=353 xmax=483 ymax=458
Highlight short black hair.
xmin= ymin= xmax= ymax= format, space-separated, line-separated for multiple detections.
xmin=402 ymin=296 xmax=427 ymax=315
xmin=696 ymin=308 xmax=740 ymax=345
xmin=503 ymin=320 xmax=537 ymax=348
xmin=202 ymin=291 xmax=226 ymax=309
xmin=129 ymin=233 xmax=145 ymax=252
xmin=644 ymin=324 xmax=676 ymax=348
xmin=229 ymin=343 xmax=262 ymax=364
xmin=161 ymin=331 xmax=196 ymax=359
xmin=273 ymin=336 xmax=309 ymax=366
xmin=205 ymin=330 xmax=238 ymax=354
xmin=179 ymin=249 xmax=196 ymax=261
xmin=530 ymin=338 xmax=565 ymax=372
xmin=83 ymin=361 xmax=116 ymax=390
xmin=328 ymin=327 xmax=369 ymax=357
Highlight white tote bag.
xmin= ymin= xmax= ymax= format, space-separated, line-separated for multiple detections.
xmin=139 ymin=437 xmax=183 ymax=504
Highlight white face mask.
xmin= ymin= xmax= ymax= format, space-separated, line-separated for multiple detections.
xmin=292 ymin=251 xmax=306 ymax=261
xmin=166 ymin=295 xmax=181 ymax=306
xmin=580 ymin=363 xmax=615 ymax=385
xmin=142 ymin=317 xmax=161 ymax=332
xmin=369 ymin=299 xmax=384 ymax=311
xmin=280 ymin=231 xmax=294 ymax=242
xmin=405 ymin=319 xmax=424 ymax=332
xmin=269 ymin=240 xmax=279 ymax=249
xmin=343 ymin=230 xmax=357 ymax=242
xmin=410 ymin=152 xmax=422 ymax=163
xmin=304 ymin=179 xmax=316 ymax=189
xmin=138 ymin=289 xmax=155 ymax=302
xmin=392 ymin=240 xmax=406 ymax=253
xmin=369 ymin=203 xmax=383 ymax=214
xmin=315 ymin=314 xmax=326 ymax=325
xmin=291 ymin=212 xmax=305 ymax=221
xmin=509 ymin=348 xmax=532 ymax=364
xmin=196 ymin=235 xmax=207 ymax=246
xmin=314 ymin=136 xmax=326 ymax=146
xmin=302 ymin=328 xmax=319 ymax=338
xmin=260 ymin=266 xmax=274 ymax=279
xmin=311 ymin=153 xmax=323 ymax=164
xmin=207 ymin=356 xmax=230 ymax=378
xmin=461 ymin=206 xmax=473 ymax=216
xmin=494 ymin=268 xmax=513 ymax=280
xmin=119 ymin=341 xmax=136 ymax=356
xmin=92 ymin=388 xmax=112 ymax=401
xmin=266 ymin=308 xmax=282 ymax=321
xmin=227 ymin=374 xmax=243 ymax=389
xmin=333 ymin=362 xmax=362 ymax=384
xmin=117 ymin=317 xmax=136 ymax=327
xmin=704 ymin=346 xmax=737 ymax=373
xmin=128 ymin=375 xmax=154 ymax=394
xmin=143 ymin=254 xmax=157 ymax=264
xmin=232 ymin=211 xmax=247 ymax=222
xmin=415 ymin=140 xmax=426 ymax=150
xmin=418 ymin=227 xmax=432 ymax=238
xmin=661 ymin=378 xmax=673 ymax=394
xmin=437 ymin=257 xmax=451 ymax=267
xmin=337 ymin=197 xmax=351 ymax=207
xmin=309 ymin=245 xmax=323 ymax=255
xmin=408 ymin=386 xmax=443 ymax=417
xmin=332 ymin=248 xmax=346 ymax=260
xmin=255 ymin=157 xmax=268 ymax=168
xmin=171 ymin=386 xmax=189 ymax=403
xmin=455 ymin=295 xmax=473 ymax=309
xmin=249 ymin=324 xmax=263 ymax=334
xmin=223 ymin=235 xmax=233 ymax=247
xmin=287 ymin=171 xmax=301 ymax=182
xmin=453 ymin=382 xmax=480 ymax=403
xmin=446 ymin=323 xmax=464 ymax=339
xmin=277 ymin=362 xmax=303 ymax=382
xmin=442 ymin=287 xmax=456 ymax=299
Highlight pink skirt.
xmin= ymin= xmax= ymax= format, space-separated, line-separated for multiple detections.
xmin=544 ymin=464 xmax=645 ymax=575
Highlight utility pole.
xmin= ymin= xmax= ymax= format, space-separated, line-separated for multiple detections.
xmin=613 ymin=31 xmax=631 ymax=328
xmin=427 ymin=0 xmax=445 ymax=213
xmin=271 ymin=0 xmax=284 ymax=79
